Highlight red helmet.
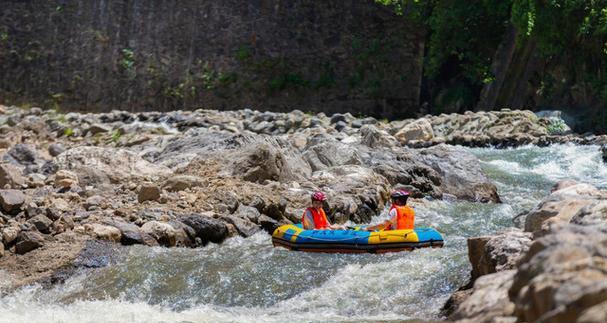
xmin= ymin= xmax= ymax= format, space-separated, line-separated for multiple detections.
xmin=311 ymin=191 xmax=327 ymax=201
xmin=391 ymin=190 xmax=410 ymax=199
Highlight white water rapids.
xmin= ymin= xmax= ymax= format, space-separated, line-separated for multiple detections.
xmin=1 ymin=144 xmax=606 ymax=323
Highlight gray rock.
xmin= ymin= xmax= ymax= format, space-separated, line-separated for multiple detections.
xmin=234 ymin=205 xmax=261 ymax=223
xmin=181 ymin=214 xmax=229 ymax=245
xmin=303 ymin=140 xmax=362 ymax=171
xmin=84 ymin=195 xmax=105 ymax=210
xmin=86 ymin=124 xmax=111 ymax=135
xmin=102 ymin=218 xmax=157 ymax=246
xmin=258 ymin=214 xmax=279 ymax=234
xmin=419 ymin=144 xmax=500 ymax=203
xmin=5 ymin=144 xmax=41 ymax=166
xmin=224 ymin=215 xmax=260 ymax=237
xmin=48 ymin=143 xmax=66 ymax=157
xmin=334 ymin=121 xmax=347 ymax=132
xmin=330 ymin=113 xmax=346 ymax=124
xmin=15 ymin=230 xmax=45 ymax=254
xmin=28 ymin=214 xmax=53 ymax=234
xmin=0 ymin=189 xmax=26 ymax=215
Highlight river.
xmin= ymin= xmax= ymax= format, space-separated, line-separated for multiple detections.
xmin=1 ymin=144 xmax=606 ymax=323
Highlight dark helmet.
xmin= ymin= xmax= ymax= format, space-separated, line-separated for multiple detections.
xmin=311 ymin=191 xmax=327 ymax=202
xmin=391 ymin=190 xmax=410 ymax=199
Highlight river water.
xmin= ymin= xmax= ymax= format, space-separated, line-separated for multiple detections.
xmin=1 ymin=144 xmax=606 ymax=323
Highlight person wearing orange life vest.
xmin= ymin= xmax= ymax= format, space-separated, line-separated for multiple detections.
xmin=365 ymin=190 xmax=415 ymax=231
xmin=301 ymin=191 xmax=345 ymax=230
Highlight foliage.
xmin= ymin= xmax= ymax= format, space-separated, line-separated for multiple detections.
xmin=546 ymin=118 xmax=568 ymax=135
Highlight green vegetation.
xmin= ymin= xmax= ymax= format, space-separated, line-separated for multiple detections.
xmin=63 ymin=127 xmax=74 ymax=137
xmin=546 ymin=119 xmax=568 ymax=135
xmin=377 ymin=0 xmax=607 ymax=111
xmin=119 ymin=48 xmax=136 ymax=77
xmin=111 ymin=129 xmax=122 ymax=143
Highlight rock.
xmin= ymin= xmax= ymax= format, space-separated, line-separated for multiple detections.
xmin=181 ymin=214 xmax=229 ymax=245
xmin=102 ymin=218 xmax=157 ymax=246
xmin=138 ymin=182 xmax=160 ymax=203
xmin=84 ymin=195 xmax=106 ymax=210
xmin=509 ymin=224 xmax=607 ymax=323
xmin=394 ymin=118 xmax=434 ymax=144
xmin=86 ymin=124 xmax=111 ymax=135
xmin=54 ymin=146 xmax=171 ymax=184
xmin=223 ymin=215 xmax=260 ymax=237
xmin=14 ymin=230 xmax=45 ymax=254
xmin=601 ymin=145 xmax=607 ymax=163
xmin=468 ymin=229 xmax=532 ymax=281
xmin=0 ymin=189 xmax=26 ymax=215
xmin=578 ymin=301 xmax=607 ymax=323
xmin=330 ymin=113 xmax=346 ymax=124
xmin=303 ymin=140 xmax=362 ymax=172
xmin=48 ymin=143 xmax=66 ymax=157
xmin=571 ymin=200 xmax=607 ymax=226
xmin=419 ymin=145 xmax=500 ymax=203
xmin=360 ymin=125 xmax=398 ymax=148
xmin=449 ymin=270 xmax=516 ymax=321
xmin=258 ymin=214 xmax=279 ymax=234
xmin=234 ymin=204 xmax=261 ymax=223
xmin=28 ymin=214 xmax=53 ymax=234
xmin=2 ymin=226 xmax=20 ymax=245
xmin=54 ymin=170 xmax=79 ymax=189
xmin=0 ymin=242 xmax=3 ymax=258
xmin=5 ymin=144 xmax=41 ymax=166
xmin=163 ymin=175 xmax=204 ymax=192
xmin=0 ymin=163 xmax=25 ymax=188
xmin=334 ymin=121 xmax=347 ymax=132
xmin=168 ymin=221 xmax=195 ymax=247
xmin=84 ymin=223 xmax=122 ymax=242
xmin=229 ymin=135 xmax=311 ymax=183
xmin=49 ymin=198 xmax=71 ymax=212
xmin=141 ymin=221 xmax=177 ymax=247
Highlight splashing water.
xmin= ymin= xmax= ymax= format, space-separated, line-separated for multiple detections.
xmin=1 ymin=144 xmax=606 ymax=323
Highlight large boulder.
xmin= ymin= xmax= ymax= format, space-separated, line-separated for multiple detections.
xmin=180 ymin=213 xmax=229 ymax=245
xmin=54 ymin=146 xmax=171 ymax=185
xmin=0 ymin=189 xmax=26 ymax=215
xmin=419 ymin=145 xmax=500 ymax=202
xmin=303 ymin=140 xmax=362 ymax=172
xmin=467 ymin=229 xmax=533 ymax=281
xmin=571 ymin=201 xmax=607 ymax=226
xmin=509 ymin=224 xmax=607 ymax=323
xmin=523 ymin=183 xmax=604 ymax=236
xmin=359 ymin=125 xmax=398 ymax=149
xmin=449 ymin=270 xmax=516 ymax=322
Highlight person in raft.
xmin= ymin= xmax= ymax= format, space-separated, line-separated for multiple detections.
xmin=365 ymin=190 xmax=414 ymax=231
xmin=301 ymin=191 xmax=346 ymax=230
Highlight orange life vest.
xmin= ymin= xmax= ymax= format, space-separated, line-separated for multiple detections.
xmin=387 ymin=205 xmax=415 ymax=230
xmin=302 ymin=207 xmax=329 ymax=229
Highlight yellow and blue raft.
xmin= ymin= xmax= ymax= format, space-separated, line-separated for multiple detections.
xmin=272 ymin=224 xmax=444 ymax=253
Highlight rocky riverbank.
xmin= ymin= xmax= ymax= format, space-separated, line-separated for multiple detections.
xmin=445 ymin=180 xmax=607 ymax=322
xmin=0 ymin=104 xmax=605 ymax=319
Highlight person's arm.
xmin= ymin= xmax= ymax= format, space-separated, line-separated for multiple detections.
xmin=387 ymin=208 xmax=398 ymax=230
xmin=302 ymin=210 xmax=315 ymax=230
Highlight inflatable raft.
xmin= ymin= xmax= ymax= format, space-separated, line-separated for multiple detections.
xmin=272 ymin=224 xmax=444 ymax=253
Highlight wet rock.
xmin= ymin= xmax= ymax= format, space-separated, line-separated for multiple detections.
xmin=28 ymin=214 xmax=53 ymax=234
xmin=141 ymin=221 xmax=177 ymax=247
xmin=224 ymin=215 xmax=260 ymax=237
xmin=394 ymin=118 xmax=434 ymax=144
xmin=163 ymin=175 xmax=204 ymax=192
xmin=0 ymin=163 xmax=25 ymax=188
xmin=449 ymin=270 xmax=516 ymax=322
xmin=102 ymin=218 xmax=157 ymax=246
xmin=168 ymin=221 xmax=195 ymax=247
xmin=181 ymin=213 xmax=229 ymax=245
xmin=138 ymin=182 xmax=161 ymax=203
xmin=48 ymin=143 xmax=66 ymax=157
xmin=0 ymin=189 xmax=26 ymax=215
xmin=509 ymin=224 xmax=607 ymax=323
xmin=419 ymin=145 xmax=500 ymax=203
xmin=15 ymin=230 xmax=45 ymax=254
xmin=258 ymin=214 xmax=279 ymax=234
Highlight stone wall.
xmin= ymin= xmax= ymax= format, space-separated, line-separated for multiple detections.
xmin=0 ymin=0 xmax=424 ymax=118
